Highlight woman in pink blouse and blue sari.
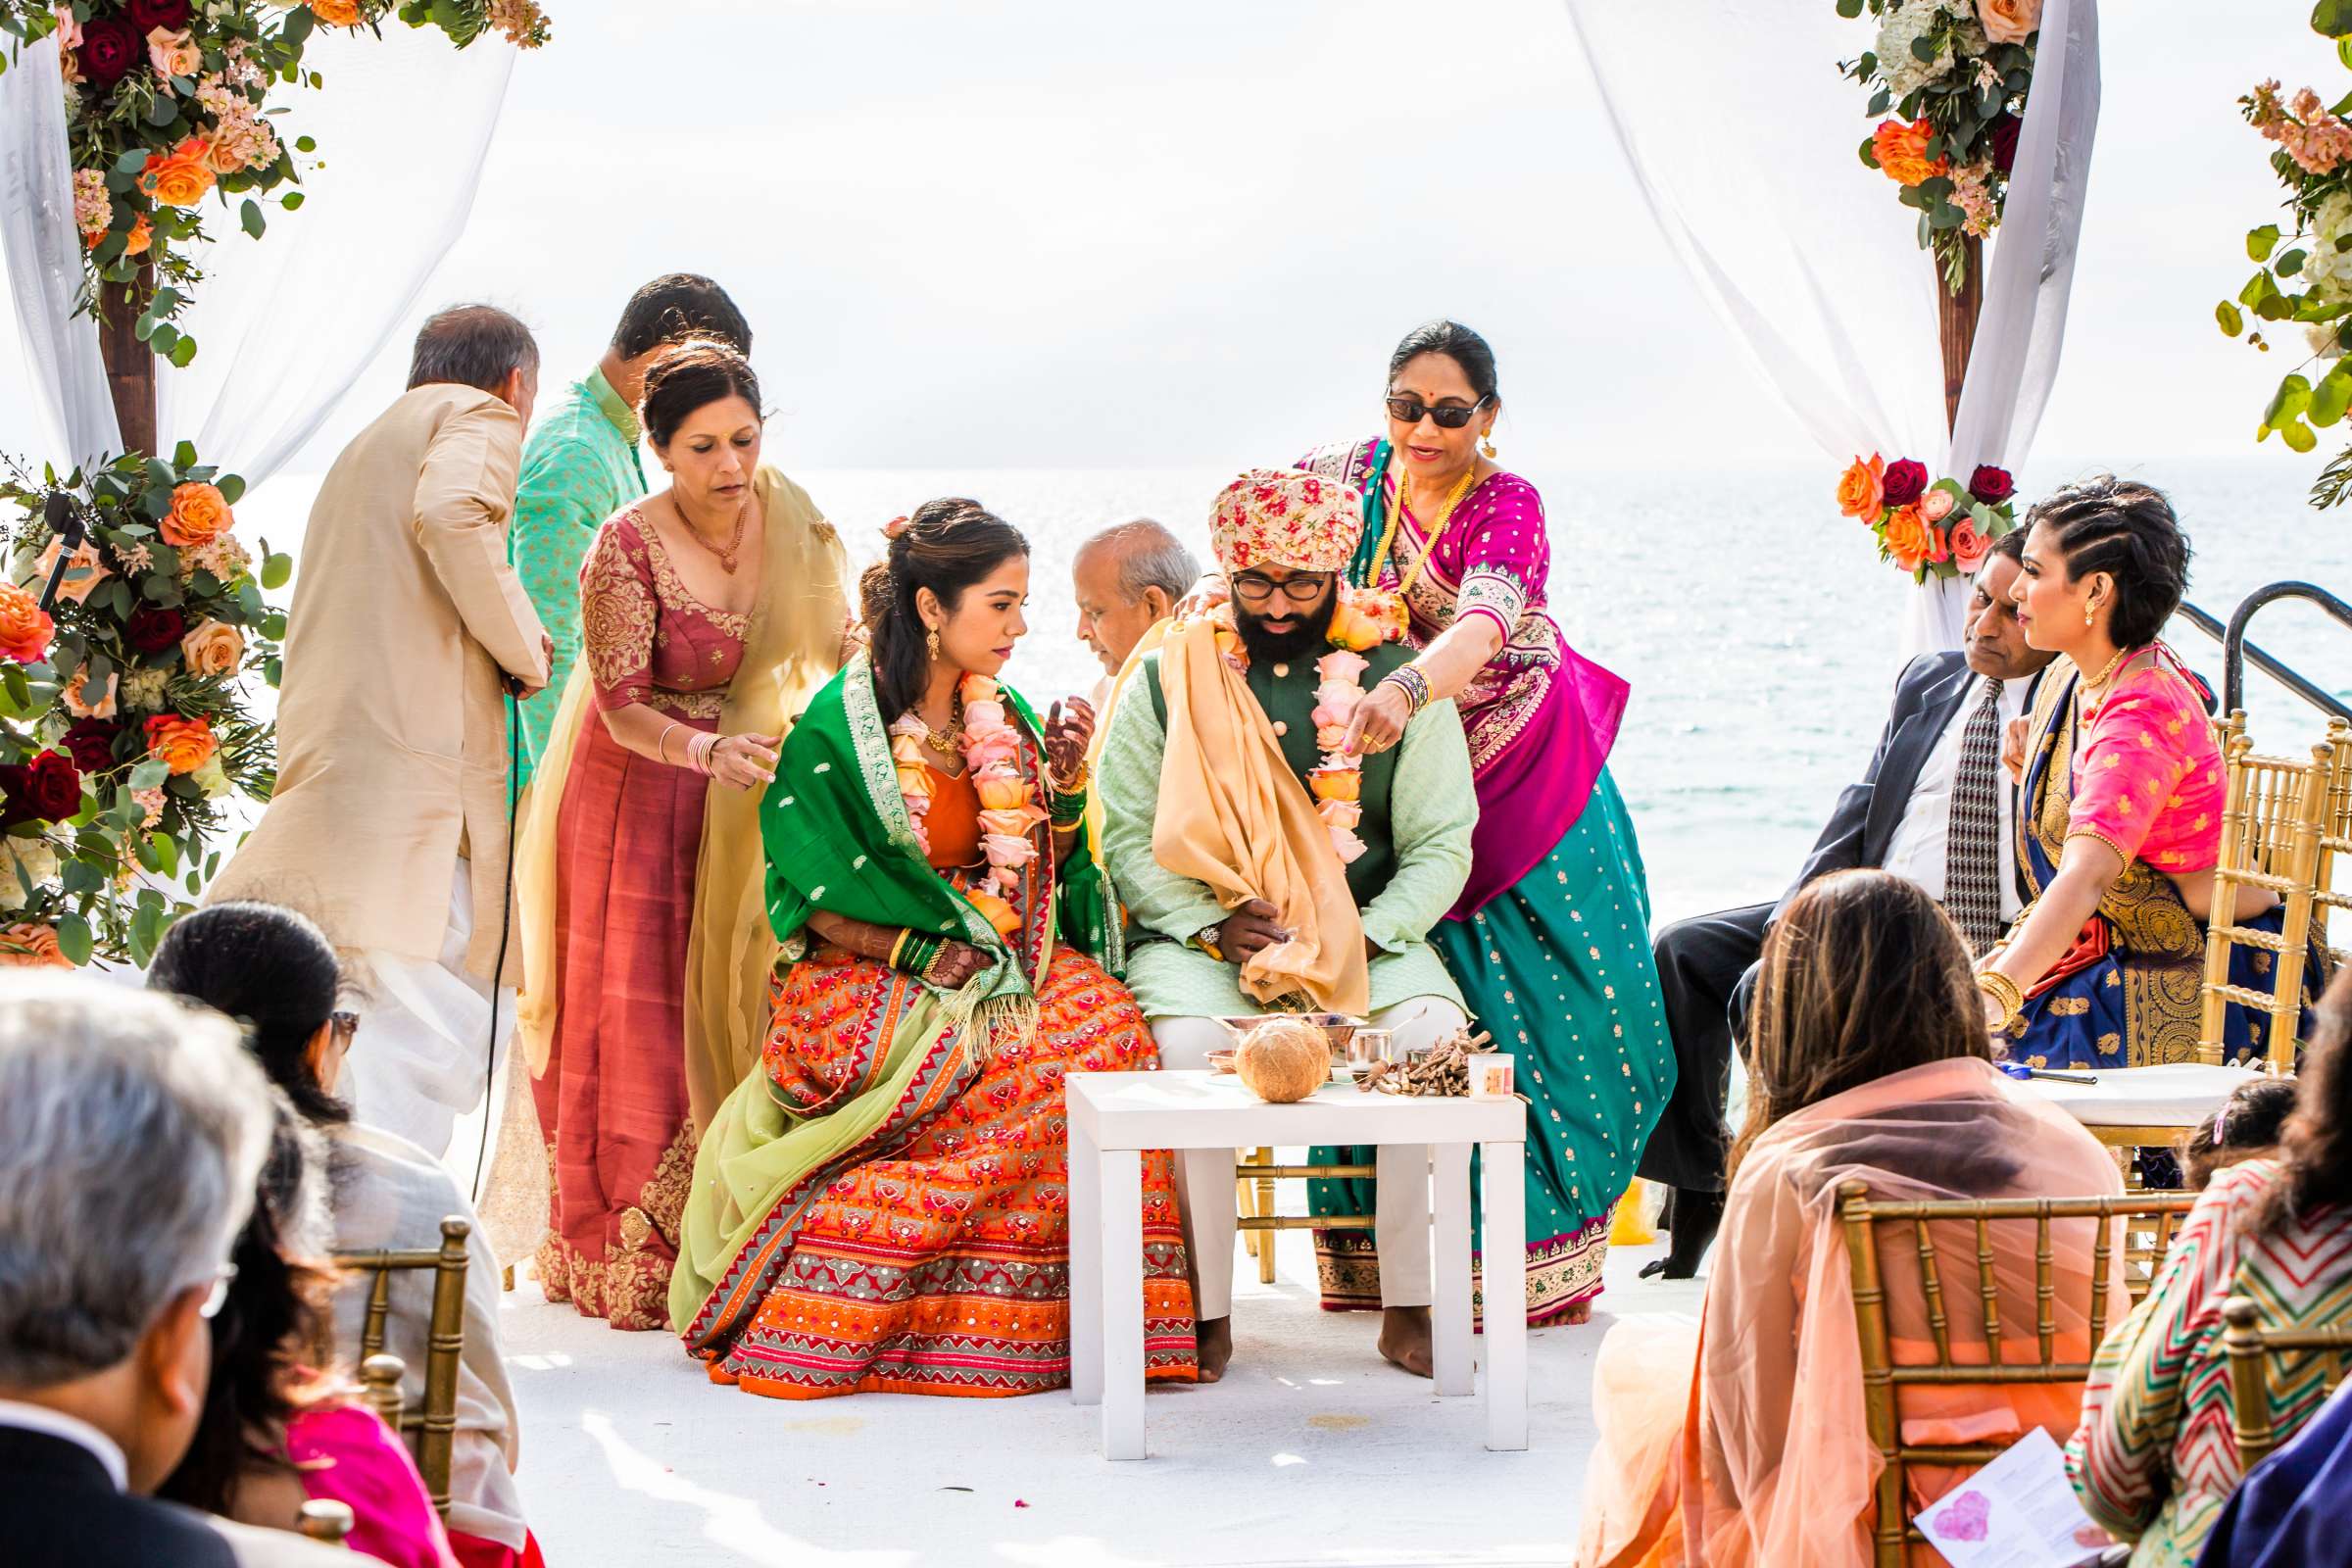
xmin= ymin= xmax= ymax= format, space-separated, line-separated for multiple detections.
xmin=1297 ymin=319 xmax=1674 ymax=1325
xmin=1978 ymin=477 xmax=2327 ymax=1071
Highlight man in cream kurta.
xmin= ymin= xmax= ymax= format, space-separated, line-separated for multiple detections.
xmin=1096 ymin=469 xmax=1476 ymax=1383
xmin=208 ymin=306 xmax=551 ymax=1178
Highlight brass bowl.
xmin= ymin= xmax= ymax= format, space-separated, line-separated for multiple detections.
xmin=1212 ymin=1012 xmax=1367 ymax=1061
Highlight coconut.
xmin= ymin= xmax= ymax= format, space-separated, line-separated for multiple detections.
xmin=1234 ymin=1016 xmax=1330 ymax=1103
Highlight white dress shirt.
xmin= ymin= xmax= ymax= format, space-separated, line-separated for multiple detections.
xmin=0 ymin=1397 xmax=129 ymax=1490
xmin=1879 ymin=673 xmax=2032 ymax=923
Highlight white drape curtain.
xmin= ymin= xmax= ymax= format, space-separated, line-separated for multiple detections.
xmin=2 ymin=26 xmax=513 ymax=490
xmin=0 ymin=36 xmax=122 ymax=471
xmin=1566 ymin=0 xmax=2101 ymax=657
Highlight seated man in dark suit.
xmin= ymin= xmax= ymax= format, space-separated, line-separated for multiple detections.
xmin=0 ymin=977 xmax=345 ymax=1568
xmin=1639 ymin=529 xmax=2055 ymax=1276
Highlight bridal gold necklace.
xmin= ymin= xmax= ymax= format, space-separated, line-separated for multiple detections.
xmin=1383 ymin=464 xmax=1480 ymax=598
xmin=678 ymin=492 xmax=751 ymax=574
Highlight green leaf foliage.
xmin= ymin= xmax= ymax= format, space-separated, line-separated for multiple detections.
xmin=2249 ymin=224 xmax=2283 ymax=263
xmin=240 ymin=199 xmax=266 ymax=239
xmin=260 ymin=553 xmax=292 ymax=591
xmin=2218 ymin=300 xmax=2245 ymax=336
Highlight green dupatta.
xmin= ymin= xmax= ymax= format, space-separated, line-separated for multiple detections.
xmin=668 ymin=652 xmax=1110 ymax=1342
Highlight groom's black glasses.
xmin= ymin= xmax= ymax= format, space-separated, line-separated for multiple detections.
xmin=1385 ymin=393 xmax=1493 ymax=429
xmin=1232 ymin=571 xmax=1333 ymax=606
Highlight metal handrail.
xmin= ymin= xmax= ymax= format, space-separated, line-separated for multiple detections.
xmin=2174 ymin=581 xmax=2351 ymax=723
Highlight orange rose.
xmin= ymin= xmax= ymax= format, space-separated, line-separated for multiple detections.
xmin=0 ymin=581 xmax=55 ymax=664
xmin=144 ymin=713 xmax=219 ymax=775
xmin=34 ymin=537 xmax=110 ymax=606
xmin=1837 ymin=454 xmax=1886 ymax=520
xmin=178 ymin=618 xmax=244 ymax=677
xmin=308 ymin=0 xmax=363 ymax=24
xmin=1882 ymin=505 xmax=1935 ymax=572
xmin=1325 ymin=597 xmax=1382 ymax=653
xmin=1872 ymin=118 xmax=1948 ymax=187
xmin=1308 ymin=766 xmax=1361 ymax=804
xmin=974 ymin=775 xmax=1030 ymax=812
xmin=1977 ymin=0 xmax=2041 ymax=45
xmin=62 ymin=670 xmax=118 ymax=720
xmin=139 ymin=137 xmax=216 ymax=208
xmin=0 ymin=923 xmax=73 ymax=969
xmin=146 ymin=25 xmax=200 ymax=82
xmin=122 ymin=216 xmax=152 ymax=257
xmin=161 ymin=481 xmax=232 ymax=548
xmin=965 ymin=890 xmax=1021 ymax=937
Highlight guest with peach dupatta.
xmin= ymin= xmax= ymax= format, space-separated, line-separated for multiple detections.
xmin=1576 ymin=871 xmax=2128 ymax=1568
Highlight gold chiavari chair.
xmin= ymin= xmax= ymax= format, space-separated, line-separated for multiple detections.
xmin=1235 ymin=1149 xmax=1374 ymax=1284
xmin=1840 ymin=1184 xmax=2200 ymax=1568
xmin=330 ymin=1216 xmax=471 ymax=1518
xmin=2194 ymin=716 xmax=2347 ymax=1069
xmin=2222 ymin=1294 xmax=2352 ymax=1471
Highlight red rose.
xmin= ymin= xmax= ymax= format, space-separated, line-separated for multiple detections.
xmin=61 ymin=718 xmax=123 ymax=776
xmin=77 ymin=16 xmax=143 ymax=89
xmin=125 ymin=605 xmax=187 ymax=655
xmin=4 ymin=751 xmax=83 ymax=825
xmin=126 ymin=0 xmax=193 ymax=28
xmin=1989 ymin=114 xmax=2022 ymax=177
xmin=1968 ymin=465 xmax=2017 ymax=505
xmin=1881 ymin=459 xmax=1930 ymax=508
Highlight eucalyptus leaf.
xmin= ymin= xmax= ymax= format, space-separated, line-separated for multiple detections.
xmin=2267 ymin=373 xmax=2315 ymax=427
xmin=172 ymin=440 xmax=197 ymax=469
xmin=2279 ymin=248 xmax=2310 ymax=277
xmin=2249 ymin=224 xmax=2283 ymax=263
xmin=240 ymin=199 xmax=265 ymax=239
xmin=2309 ymin=364 xmax=2352 ymax=427
xmin=2315 ymin=0 xmax=2352 ymax=37
xmin=1838 ymin=0 xmax=1863 ymax=15
xmin=260 ymin=553 xmax=291 ymax=591
xmin=129 ymin=760 xmax=170 ymax=792
xmin=55 ymin=911 xmax=92 ymax=967
xmin=281 ymin=191 xmax=305 ymax=212
xmin=2218 ymin=299 xmax=2245 ymax=338
xmin=2284 ymin=419 xmax=2320 ymax=454
xmin=218 ymin=473 xmax=245 ymax=505
xmin=169 ymin=336 xmax=197 ymax=368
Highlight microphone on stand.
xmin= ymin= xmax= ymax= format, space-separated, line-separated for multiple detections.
xmin=35 ymin=491 xmax=87 ymax=614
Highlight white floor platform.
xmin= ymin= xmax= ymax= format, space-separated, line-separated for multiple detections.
xmin=497 ymin=1198 xmax=1706 ymax=1567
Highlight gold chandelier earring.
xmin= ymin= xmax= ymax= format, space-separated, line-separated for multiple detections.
xmin=1481 ymin=428 xmax=1498 ymax=460
xmin=927 ymin=627 xmax=943 ymax=662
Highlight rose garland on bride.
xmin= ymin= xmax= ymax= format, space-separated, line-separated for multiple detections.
xmin=1837 ymin=454 xmax=2017 ymax=581
xmin=886 ymin=671 xmax=1047 ymax=940
xmin=0 ymin=444 xmax=288 ymax=966
xmin=1834 ymin=0 xmax=2040 ymax=293
xmin=1202 ymin=582 xmax=1406 ymax=865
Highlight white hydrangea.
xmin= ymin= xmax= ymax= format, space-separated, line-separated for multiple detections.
xmin=1877 ymin=0 xmax=1959 ymax=99
xmin=2303 ymin=191 xmax=2352 ymax=298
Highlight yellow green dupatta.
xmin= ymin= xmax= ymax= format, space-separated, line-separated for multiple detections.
xmin=668 ymin=652 xmax=1060 ymax=1348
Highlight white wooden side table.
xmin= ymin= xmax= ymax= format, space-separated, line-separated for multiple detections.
xmin=1066 ymin=1068 xmax=1528 ymax=1460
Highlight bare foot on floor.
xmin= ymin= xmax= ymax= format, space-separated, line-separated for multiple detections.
xmin=1196 ymin=1316 xmax=1233 ymax=1383
xmin=1556 ymin=1300 xmax=1593 ymax=1326
xmin=1378 ymin=1305 xmax=1433 ymax=1378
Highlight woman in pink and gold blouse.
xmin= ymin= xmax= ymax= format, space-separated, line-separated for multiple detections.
xmin=1976 ymin=476 xmax=2324 ymax=1070
xmin=514 ymin=340 xmax=851 ymax=1329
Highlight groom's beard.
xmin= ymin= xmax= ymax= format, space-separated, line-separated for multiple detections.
xmin=1234 ymin=593 xmax=1337 ymax=665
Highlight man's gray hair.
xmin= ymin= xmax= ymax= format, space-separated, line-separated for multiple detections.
xmin=407 ymin=303 xmax=539 ymax=396
xmin=0 ymin=975 xmax=272 ymax=1389
xmin=1080 ymin=518 xmax=1200 ymax=606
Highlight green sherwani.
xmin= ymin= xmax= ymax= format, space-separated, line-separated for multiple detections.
xmin=511 ymin=368 xmax=647 ymax=791
xmin=1097 ymin=644 xmax=1476 ymax=1018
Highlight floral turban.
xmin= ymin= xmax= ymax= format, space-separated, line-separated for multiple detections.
xmin=1208 ymin=468 xmax=1363 ymax=575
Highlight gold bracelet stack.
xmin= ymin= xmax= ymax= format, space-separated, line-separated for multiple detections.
xmin=1975 ymin=970 xmax=2027 ymax=1038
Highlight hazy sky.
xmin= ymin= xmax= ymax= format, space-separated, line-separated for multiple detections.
xmin=2 ymin=0 xmax=2343 ymax=481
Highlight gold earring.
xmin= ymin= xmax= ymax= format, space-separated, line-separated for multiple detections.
xmin=2083 ymin=598 xmax=2096 ymax=628
xmin=927 ymin=628 xmax=942 ymax=662
xmin=1481 ymin=429 xmax=1497 ymax=460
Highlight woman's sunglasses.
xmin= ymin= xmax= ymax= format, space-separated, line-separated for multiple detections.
xmin=1385 ymin=393 xmax=1493 ymax=430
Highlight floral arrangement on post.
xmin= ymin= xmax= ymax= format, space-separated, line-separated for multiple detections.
xmin=0 ymin=445 xmax=287 ymax=966
xmin=1837 ymin=455 xmax=2018 ymax=581
xmin=2215 ymin=4 xmax=2352 ymax=506
xmin=1834 ymin=0 xmax=2040 ymax=292
xmin=0 ymin=0 xmax=550 ymax=366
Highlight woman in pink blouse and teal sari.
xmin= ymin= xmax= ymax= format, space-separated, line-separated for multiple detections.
xmin=1297 ymin=319 xmax=1674 ymax=1325
xmin=1977 ymin=477 xmax=2328 ymax=1071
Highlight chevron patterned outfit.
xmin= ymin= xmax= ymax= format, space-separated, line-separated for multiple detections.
xmin=2066 ymin=1157 xmax=2352 ymax=1565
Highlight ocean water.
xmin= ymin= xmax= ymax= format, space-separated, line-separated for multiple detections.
xmin=241 ymin=455 xmax=2350 ymax=926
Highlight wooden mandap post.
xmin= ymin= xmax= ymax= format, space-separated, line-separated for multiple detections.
xmin=1937 ymin=235 xmax=1984 ymax=436
xmin=95 ymin=263 xmax=158 ymax=460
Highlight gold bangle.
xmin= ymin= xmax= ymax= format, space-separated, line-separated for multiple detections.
xmin=1976 ymin=970 xmax=2027 ymax=1036
xmin=887 ymin=928 xmax=911 ymax=970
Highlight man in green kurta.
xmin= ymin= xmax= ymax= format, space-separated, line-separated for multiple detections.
xmin=510 ymin=273 xmax=752 ymax=790
xmin=1096 ymin=467 xmax=1475 ymax=1384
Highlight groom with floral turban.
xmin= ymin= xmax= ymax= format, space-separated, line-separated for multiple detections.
xmin=1096 ymin=467 xmax=1477 ymax=1383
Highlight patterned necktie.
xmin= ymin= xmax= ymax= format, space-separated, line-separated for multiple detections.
xmin=1945 ymin=675 xmax=2007 ymax=956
